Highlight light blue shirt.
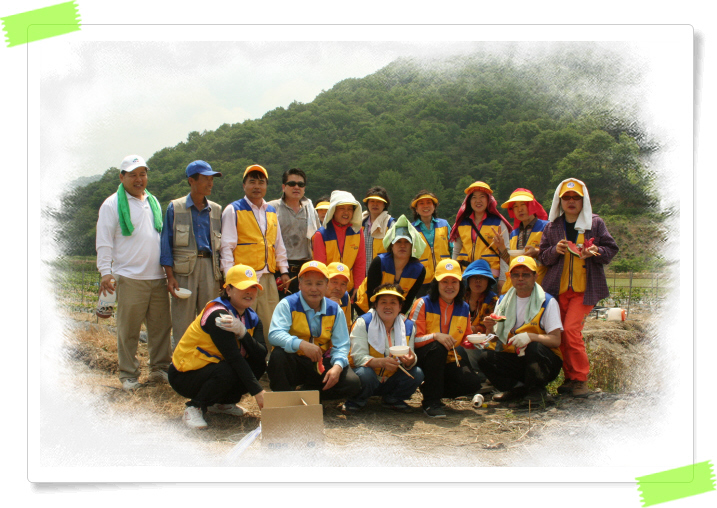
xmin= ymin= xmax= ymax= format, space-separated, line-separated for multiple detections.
xmin=268 ymin=293 xmax=350 ymax=369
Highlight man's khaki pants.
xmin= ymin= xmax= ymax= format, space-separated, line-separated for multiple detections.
xmin=115 ymin=275 xmax=172 ymax=381
xmin=170 ymin=257 xmax=221 ymax=350
xmin=252 ymin=272 xmax=280 ymax=356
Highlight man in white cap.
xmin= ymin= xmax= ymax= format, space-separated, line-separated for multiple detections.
xmin=161 ymin=160 xmax=224 ymax=350
xmin=267 ymin=261 xmax=361 ymax=402
xmin=220 ymin=164 xmax=291 ymax=352
xmin=96 ymin=155 xmax=172 ymax=392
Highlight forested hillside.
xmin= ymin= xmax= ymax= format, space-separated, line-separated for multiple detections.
xmin=53 ymin=50 xmax=663 ymax=269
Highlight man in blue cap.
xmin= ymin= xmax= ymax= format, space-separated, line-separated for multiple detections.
xmin=161 ymin=160 xmax=224 ymax=350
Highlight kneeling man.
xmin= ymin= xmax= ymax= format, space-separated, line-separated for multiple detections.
xmin=267 ymin=261 xmax=361 ymax=402
xmin=478 ymin=256 xmax=563 ymax=404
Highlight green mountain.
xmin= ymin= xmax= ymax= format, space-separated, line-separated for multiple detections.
xmin=52 ymin=48 xmax=661 ymax=270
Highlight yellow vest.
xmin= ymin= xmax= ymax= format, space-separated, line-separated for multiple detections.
xmin=501 ymin=220 xmax=548 ymax=293
xmin=320 ymin=222 xmax=362 ymax=290
xmin=354 ymin=254 xmax=425 ymax=313
xmin=348 ymin=312 xmax=414 ymax=377
xmin=284 ymin=293 xmax=337 ymax=358
xmin=414 ymin=218 xmax=451 ymax=284
xmin=456 ymin=214 xmax=502 ymax=273
xmin=231 ymin=199 xmax=278 ymax=272
xmin=559 ymin=232 xmax=587 ymax=294
xmin=469 ymin=291 xmax=498 ymax=333
xmin=172 ymin=298 xmax=258 ymax=372
xmin=422 ymin=297 xmax=470 ymax=364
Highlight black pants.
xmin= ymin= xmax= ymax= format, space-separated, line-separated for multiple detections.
xmin=476 ymin=341 xmax=563 ymax=392
xmin=168 ymin=356 xmax=266 ymax=410
xmin=415 ymin=341 xmax=482 ymax=409
xmin=266 ymin=347 xmax=361 ymax=401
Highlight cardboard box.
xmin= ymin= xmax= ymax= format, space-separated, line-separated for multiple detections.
xmin=260 ymin=390 xmax=324 ymax=449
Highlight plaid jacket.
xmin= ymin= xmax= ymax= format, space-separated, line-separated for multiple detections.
xmin=538 ymin=214 xmax=619 ymax=306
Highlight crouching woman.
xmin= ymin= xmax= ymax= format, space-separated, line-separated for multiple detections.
xmin=169 ymin=264 xmax=267 ymax=429
xmin=344 ymin=284 xmax=424 ymax=413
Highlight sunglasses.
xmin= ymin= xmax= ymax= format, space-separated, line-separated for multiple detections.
xmin=285 ymin=181 xmax=306 ymax=188
xmin=561 ymin=195 xmax=583 ymax=201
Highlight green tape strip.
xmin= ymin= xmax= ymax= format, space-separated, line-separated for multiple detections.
xmin=1 ymin=1 xmax=80 ymax=47
xmin=636 ymin=461 xmax=715 ymax=506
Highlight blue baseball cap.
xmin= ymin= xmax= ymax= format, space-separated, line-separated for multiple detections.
xmin=186 ymin=160 xmax=222 ymax=178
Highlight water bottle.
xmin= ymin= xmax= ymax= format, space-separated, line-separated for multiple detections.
xmin=96 ymin=278 xmax=116 ymax=318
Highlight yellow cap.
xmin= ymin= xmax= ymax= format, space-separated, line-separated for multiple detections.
xmin=243 ymin=164 xmax=268 ymax=179
xmin=558 ymin=180 xmax=584 ymax=197
xmin=299 ymin=260 xmax=329 ymax=278
xmin=369 ymin=288 xmax=406 ymax=303
xmin=362 ymin=195 xmax=388 ymax=204
xmin=410 ymin=194 xmax=439 ymax=208
xmin=327 ymin=262 xmax=350 ymax=281
xmin=509 ymin=255 xmax=537 ymax=273
xmin=315 ymin=201 xmax=330 ymax=210
xmin=501 ymin=190 xmax=535 ymax=208
xmin=224 ymin=264 xmax=264 ymax=290
xmin=464 ymin=181 xmax=493 ymax=195
xmin=434 ymin=259 xmax=463 ymax=281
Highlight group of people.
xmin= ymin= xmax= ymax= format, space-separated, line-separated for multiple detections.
xmin=96 ymin=154 xmax=618 ymax=429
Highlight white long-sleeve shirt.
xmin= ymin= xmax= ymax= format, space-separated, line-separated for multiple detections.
xmin=220 ymin=196 xmax=289 ymax=277
xmin=95 ymin=190 xmax=166 ymax=280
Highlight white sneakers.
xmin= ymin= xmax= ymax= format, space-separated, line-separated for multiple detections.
xmin=183 ymin=406 xmax=208 ymax=429
xmin=121 ymin=378 xmax=142 ymax=392
xmin=149 ymin=370 xmax=169 ymax=383
xmin=207 ymin=403 xmax=246 ymax=417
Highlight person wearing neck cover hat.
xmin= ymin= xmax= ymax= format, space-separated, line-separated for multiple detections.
xmin=409 ymin=259 xmax=482 ymax=418
xmin=410 ymin=190 xmax=453 ymax=298
xmin=498 ymin=188 xmax=550 ymax=294
xmin=450 ymin=181 xmax=512 ymax=293
xmin=96 ymin=155 xmax=172 ymax=392
xmin=169 ymin=265 xmax=267 ymax=429
xmin=354 ymin=216 xmax=427 ymax=316
xmin=311 ymin=190 xmax=366 ymax=299
xmin=538 ymin=178 xmax=618 ymax=398
xmin=361 ymin=186 xmax=396 ymax=273
xmin=161 ymin=160 xmax=224 ymax=350
xmin=477 ymin=256 xmax=564 ymax=405
xmin=343 ymin=284 xmax=424 ymax=413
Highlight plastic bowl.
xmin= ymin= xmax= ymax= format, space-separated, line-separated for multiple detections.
xmin=466 ymin=334 xmax=487 ymax=345
xmin=507 ymin=249 xmax=525 ymax=258
xmin=175 ymin=288 xmax=192 ymax=299
xmin=389 ymin=345 xmax=410 ymax=357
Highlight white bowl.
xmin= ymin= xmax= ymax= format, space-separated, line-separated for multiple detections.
xmin=466 ymin=334 xmax=487 ymax=345
xmin=389 ymin=345 xmax=410 ymax=357
xmin=175 ymin=288 xmax=192 ymax=299
xmin=507 ymin=249 xmax=525 ymax=258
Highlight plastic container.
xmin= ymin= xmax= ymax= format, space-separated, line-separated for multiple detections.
xmin=466 ymin=334 xmax=487 ymax=347
xmin=607 ymin=307 xmax=626 ymax=321
xmin=96 ymin=278 xmax=116 ymax=318
xmin=175 ymin=288 xmax=192 ymax=299
xmin=472 ymin=393 xmax=485 ymax=408
xmin=389 ymin=345 xmax=410 ymax=357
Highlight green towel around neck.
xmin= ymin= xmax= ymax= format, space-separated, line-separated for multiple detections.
xmin=493 ymin=284 xmax=546 ymax=344
xmin=117 ymin=183 xmax=163 ymax=237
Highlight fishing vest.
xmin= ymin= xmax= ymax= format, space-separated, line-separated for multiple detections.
xmin=171 ymin=297 xmax=259 ymax=372
xmin=349 ymin=311 xmax=414 ymax=378
xmin=456 ymin=214 xmax=503 ymax=274
xmin=285 ymin=292 xmax=338 ymax=357
xmin=354 ymin=253 xmax=426 ymax=313
xmin=338 ymin=291 xmax=352 ymax=332
xmin=231 ymin=199 xmax=278 ymax=272
xmin=414 ymin=218 xmax=452 ymax=284
xmin=484 ymin=293 xmax=562 ymax=358
xmin=559 ymin=231 xmax=587 ymax=294
xmin=170 ymin=197 xmax=222 ymax=280
xmin=317 ymin=221 xmax=362 ymax=290
xmin=501 ymin=219 xmax=549 ymax=293
xmin=421 ymin=296 xmax=470 ymax=364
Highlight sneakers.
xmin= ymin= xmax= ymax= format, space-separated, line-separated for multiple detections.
xmin=207 ymin=403 xmax=245 ymax=417
xmin=571 ymin=380 xmax=590 ymax=398
xmin=423 ymin=405 xmax=446 ymax=418
xmin=341 ymin=401 xmax=362 ymax=414
xmin=523 ymin=388 xmax=554 ymax=405
xmin=382 ymin=400 xmax=411 ymax=412
xmin=183 ymin=406 xmax=208 ymax=429
xmin=149 ymin=370 xmax=168 ymax=384
xmin=121 ymin=378 xmax=141 ymax=392
xmin=557 ymin=378 xmax=575 ymax=395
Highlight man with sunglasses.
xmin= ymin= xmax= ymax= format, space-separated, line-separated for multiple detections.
xmin=268 ymin=168 xmax=321 ymax=299
xmin=539 ymin=178 xmax=618 ymax=398
xmin=477 ymin=256 xmax=564 ymax=405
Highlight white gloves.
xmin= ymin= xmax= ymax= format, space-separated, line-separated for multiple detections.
xmin=215 ymin=314 xmax=246 ymax=337
xmin=508 ymin=332 xmax=531 ymax=356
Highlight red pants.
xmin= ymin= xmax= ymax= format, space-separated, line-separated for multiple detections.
xmin=558 ymin=289 xmax=593 ymax=382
